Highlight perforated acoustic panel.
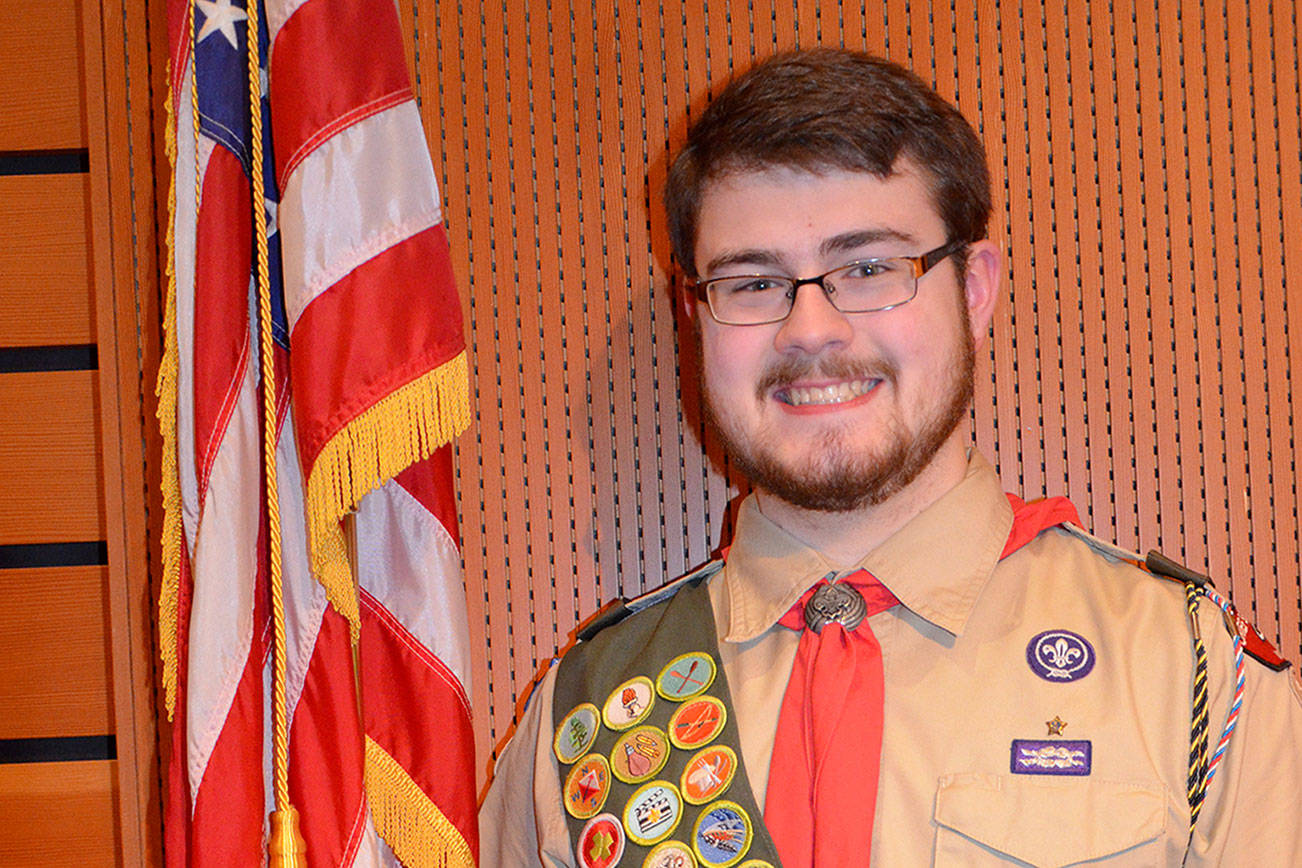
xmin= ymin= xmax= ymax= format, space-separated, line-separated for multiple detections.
xmin=400 ymin=0 xmax=1302 ymax=782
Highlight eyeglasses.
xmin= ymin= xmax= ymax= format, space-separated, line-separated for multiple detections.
xmin=693 ymin=239 xmax=967 ymax=326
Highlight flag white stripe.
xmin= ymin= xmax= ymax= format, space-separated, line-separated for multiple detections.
xmin=278 ymin=101 xmax=443 ymax=333
xmin=355 ymin=480 xmax=472 ymax=693
xmin=186 ymin=343 xmax=261 ymax=801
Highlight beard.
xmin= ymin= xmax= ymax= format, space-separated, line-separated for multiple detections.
xmin=701 ymin=320 xmax=976 ymax=514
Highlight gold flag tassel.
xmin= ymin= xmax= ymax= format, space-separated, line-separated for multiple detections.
xmin=243 ymin=1 xmax=305 ymax=863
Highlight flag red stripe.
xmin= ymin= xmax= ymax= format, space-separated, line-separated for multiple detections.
xmin=360 ymin=591 xmax=477 ymax=859
xmin=193 ymin=148 xmax=252 ymax=497
xmin=289 ymin=223 xmax=464 ymax=470
xmin=269 ymin=0 xmax=412 ymax=186
xmin=288 ymin=607 xmax=368 ymax=868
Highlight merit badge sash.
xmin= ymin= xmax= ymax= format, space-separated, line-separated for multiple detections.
xmin=552 ymin=577 xmax=782 ymax=868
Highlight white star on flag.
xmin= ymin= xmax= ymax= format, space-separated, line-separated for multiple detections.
xmin=195 ymin=0 xmax=248 ymax=49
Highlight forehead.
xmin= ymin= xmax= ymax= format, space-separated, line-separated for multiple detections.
xmin=694 ymin=162 xmax=946 ymax=274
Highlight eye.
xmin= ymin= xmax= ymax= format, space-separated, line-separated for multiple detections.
xmin=841 ymin=260 xmax=890 ymax=279
xmin=716 ymin=276 xmax=788 ymax=295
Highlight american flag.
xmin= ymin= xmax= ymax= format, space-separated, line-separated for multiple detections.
xmin=157 ymin=0 xmax=478 ymax=864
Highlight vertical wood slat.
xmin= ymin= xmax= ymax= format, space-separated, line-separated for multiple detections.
xmin=410 ymin=0 xmax=1302 ymax=779
xmin=82 ymin=0 xmax=168 ymax=863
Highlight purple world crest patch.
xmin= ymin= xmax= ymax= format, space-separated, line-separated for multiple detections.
xmin=1011 ymin=739 xmax=1092 ymax=775
xmin=1026 ymin=630 xmax=1095 ymax=682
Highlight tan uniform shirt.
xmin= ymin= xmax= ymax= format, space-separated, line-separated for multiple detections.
xmin=480 ymin=454 xmax=1302 ymax=866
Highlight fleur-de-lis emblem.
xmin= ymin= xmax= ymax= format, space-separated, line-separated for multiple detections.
xmin=1026 ymin=630 xmax=1096 ymax=681
xmin=1041 ymin=637 xmax=1083 ymax=668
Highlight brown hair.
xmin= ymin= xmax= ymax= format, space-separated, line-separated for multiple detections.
xmin=664 ymin=48 xmax=991 ymax=277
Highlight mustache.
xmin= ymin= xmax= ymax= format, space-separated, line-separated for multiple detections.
xmin=755 ymin=356 xmax=897 ymax=398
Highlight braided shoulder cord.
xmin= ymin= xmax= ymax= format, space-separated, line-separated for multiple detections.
xmin=1184 ymin=581 xmax=1210 ymax=828
xmin=1199 ymin=586 xmax=1247 ymax=787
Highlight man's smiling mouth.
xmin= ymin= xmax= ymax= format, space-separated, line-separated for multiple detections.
xmin=776 ymin=378 xmax=880 ymax=406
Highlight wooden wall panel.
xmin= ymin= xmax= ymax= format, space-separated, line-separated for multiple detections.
xmin=0 ymin=761 xmax=118 ymax=865
xmin=0 ymin=175 xmax=93 ymax=347
xmin=409 ymin=0 xmax=1302 ymax=783
xmin=0 ymin=372 xmax=105 ymax=545
xmin=0 ymin=0 xmax=86 ymax=150
xmin=0 ymin=567 xmax=111 ymax=738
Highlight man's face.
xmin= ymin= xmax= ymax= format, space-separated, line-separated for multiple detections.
xmin=692 ymin=162 xmax=979 ymax=512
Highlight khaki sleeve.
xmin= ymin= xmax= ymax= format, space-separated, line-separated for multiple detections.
xmin=478 ymin=664 xmax=575 ymax=868
xmin=1187 ymin=630 xmax=1302 ymax=865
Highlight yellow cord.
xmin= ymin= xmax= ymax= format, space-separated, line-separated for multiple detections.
xmin=242 ymin=2 xmax=305 ymax=861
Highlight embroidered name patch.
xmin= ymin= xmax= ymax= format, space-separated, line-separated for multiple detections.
xmin=1026 ymin=630 xmax=1096 ymax=682
xmin=1011 ymin=739 xmax=1092 ymax=775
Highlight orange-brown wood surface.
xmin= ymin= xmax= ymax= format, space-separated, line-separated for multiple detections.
xmin=0 ymin=175 xmax=93 ymax=347
xmin=0 ymin=760 xmax=118 ymax=865
xmin=0 ymin=371 xmax=105 ymax=544
xmin=82 ymin=0 xmax=168 ymax=860
xmin=0 ymin=0 xmax=86 ymax=151
xmin=398 ymin=0 xmax=1302 ymax=780
xmin=0 ymin=566 xmax=111 ymax=739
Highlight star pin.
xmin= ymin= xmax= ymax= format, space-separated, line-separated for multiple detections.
xmin=1046 ymin=716 xmax=1068 ymax=736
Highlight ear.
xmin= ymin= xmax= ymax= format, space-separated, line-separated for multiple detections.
xmin=961 ymin=239 xmax=1002 ymax=348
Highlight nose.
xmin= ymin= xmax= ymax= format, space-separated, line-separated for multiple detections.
xmin=773 ymin=280 xmax=854 ymax=355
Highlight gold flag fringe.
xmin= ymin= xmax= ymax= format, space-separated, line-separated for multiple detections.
xmin=156 ymin=83 xmax=183 ymax=721
xmin=365 ymin=736 xmax=474 ymax=868
xmin=304 ymin=353 xmax=470 ymax=635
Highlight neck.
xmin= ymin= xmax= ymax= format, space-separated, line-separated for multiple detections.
xmin=754 ymin=436 xmax=971 ymax=566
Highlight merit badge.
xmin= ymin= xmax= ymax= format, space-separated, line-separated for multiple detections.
xmin=623 ymin=781 xmax=684 ymax=846
xmin=657 ymin=652 xmax=717 ymax=701
xmin=643 ymin=839 xmax=698 ymax=868
xmin=668 ymin=695 xmax=727 ymax=750
xmin=680 ymin=745 xmax=737 ymax=805
xmin=555 ymin=702 xmax=601 ymax=764
xmin=1011 ymin=739 xmax=1092 ymax=775
xmin=565 ymin=754 xmax=612 ymax=819
xmin=611 ymin=725 xmax=671 ymax=784
xmin=604 ymin=676 xmax=656 ymax=730
xmin=577 ymin=812 xmax=625 ymax=868
xmin=738 ymin=862 xmax=775 ymax=868
xmin=1026 ymin=629 xmax=1096 ymax=682
xmin=692 ymin=800 xmax=753 ymax=867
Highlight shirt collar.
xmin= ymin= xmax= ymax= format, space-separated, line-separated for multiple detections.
xmin=717 ymin=452 xmax=1013 ymax=642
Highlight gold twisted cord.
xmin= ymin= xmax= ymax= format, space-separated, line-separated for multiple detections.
xmin=242 ymin=0 xmax=304 ymax=860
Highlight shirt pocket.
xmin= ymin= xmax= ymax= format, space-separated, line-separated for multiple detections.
xmin=933 ymin=772 xmax=1170 ymax=867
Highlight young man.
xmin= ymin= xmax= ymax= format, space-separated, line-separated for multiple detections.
xmin=480 ymin=49 xmax=1302 ymax=867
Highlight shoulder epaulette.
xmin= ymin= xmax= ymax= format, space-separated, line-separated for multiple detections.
xmin=575 ymin=558 xmax=725 ymax=642
xmin=1058 ymin=524 xmax=1214 ymax=586
xmin=1060 ymin=523 xmax=1290 ymax=671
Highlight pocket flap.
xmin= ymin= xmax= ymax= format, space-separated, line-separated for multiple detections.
xmin=934 ymin=773 xmax=1168 ymax=867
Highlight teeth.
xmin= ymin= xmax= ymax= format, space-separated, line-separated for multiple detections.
xmin=783 ymin=379 xmax=876 ymax=406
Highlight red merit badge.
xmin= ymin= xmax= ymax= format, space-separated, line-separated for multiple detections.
xmin=576 ymin=813 xmax=625 ymax=868
xmin=610 ymin=725 xmax=670 ymax=784
xmin=681 ymin=745 xmax=738 ymax=804
xmin=564 ymin=754 xmax=612 ymax=819
xmin=669 ymin=695 xmax=727 ymax=750
xmin=1226 ymin=603 xmax=1291 ymax=671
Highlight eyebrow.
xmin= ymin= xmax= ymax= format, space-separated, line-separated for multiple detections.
xmin=701 ymin=227 xmax=920 ymax=277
